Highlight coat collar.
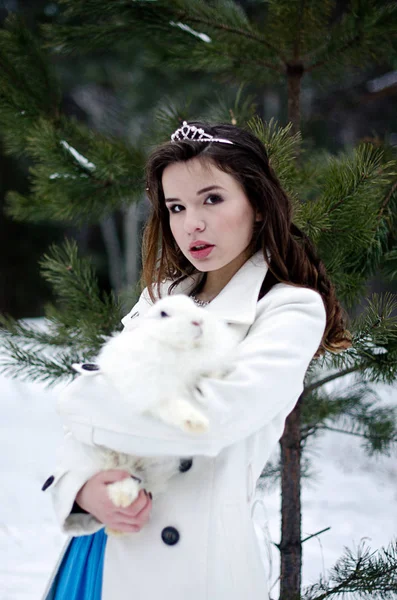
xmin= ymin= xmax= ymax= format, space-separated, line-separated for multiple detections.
xmin=171 ymin=250 xmax=269 ymax=325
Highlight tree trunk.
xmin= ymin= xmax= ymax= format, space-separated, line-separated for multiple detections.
xmin=100 ymin=214 xmax=125 ymax=294
xmin=286 ymin=64 xmax=304 ymax=136
xmin=279 ymin=396 xmax=302 ymax=600
xmin=277 ymin=60 xmax=305 ymax=600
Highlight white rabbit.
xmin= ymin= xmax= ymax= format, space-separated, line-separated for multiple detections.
xmin=67 ymin=294 xmax=237 ymax=533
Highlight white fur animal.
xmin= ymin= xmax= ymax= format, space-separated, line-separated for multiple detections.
xmin=69 ymin=294 xmax=237 ymax=533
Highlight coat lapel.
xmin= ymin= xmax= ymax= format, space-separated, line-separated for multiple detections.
xmin=172 ymin=250 xmax=269 ymax=326
xmin=122 ymin=250 xmax=269 ymax=328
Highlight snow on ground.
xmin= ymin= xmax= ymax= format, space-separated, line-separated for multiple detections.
xmin=1 ymin=352 xmax=396 ymax=599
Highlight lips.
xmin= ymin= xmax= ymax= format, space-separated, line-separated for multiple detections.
xmin=189 ymin=240 xmax=213 ymax=251
xmin=189 ymin=245 xmax=215 ymax=259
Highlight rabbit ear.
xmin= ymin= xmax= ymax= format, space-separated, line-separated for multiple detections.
xmin=72 ymin=362 xmax=101 ymax=376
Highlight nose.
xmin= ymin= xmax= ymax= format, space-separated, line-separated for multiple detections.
xmin=183 ymin=209 xmax=205 ymax=234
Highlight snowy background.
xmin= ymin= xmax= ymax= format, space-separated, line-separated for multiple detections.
xmin=1 ymin=337 xmax=396 ymax=600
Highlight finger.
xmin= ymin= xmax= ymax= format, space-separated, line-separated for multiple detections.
xmin=111 ymin=498 xmax=152 ymax=530
xmin=134 ymin=497 xmax=152 ymax=525
xmin=114 ymin=495 xmax=152 ymax=521
xmin=118 ymin=489 xmax=150 ymax=517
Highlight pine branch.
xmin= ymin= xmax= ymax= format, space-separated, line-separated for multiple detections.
xmin=45 ymin=0 xmax=285 ymax=83
xmin=0 ymin=338 xmax=87 ymax=387
xmin=306 ymin=145 xmax=397 ymax=304
xmin=174 ymin=13 xmax=284 ymax=65
xmin=305 ymin=293 xmax=397 ymax=393
xmin=0 ymin=15 xmax=61 ymax=155
xmin=246 ymin=116 xmax=301 ymax=198
xmin=318 ymin=344 xmax=397 ymax=387
xmin=303 ymin=366 xmax=360 ymax=395
xmin=316 ymin=424 xmax=397 ymax=447
xmin=0 ymin=239 xmax=123 ymax=385
xmin=382 ymin=249 xmax=397 ymax=282
xmin=353 ymin=293 xmax=397 ymax=345
xmin=376 ymin=180 xmax=397 ymax=225
xmin=258 ymin=453 xmax=314 ymax=490
xmin=302 ymin=379 xmax=397 ymax=455
xmin=5 ymin=117 xmax=145 ymax=224
xmin=0 ymin=17 xmax=145 ymax=223
xmin=319 ymin=145 xmax=389 ymax=220
xmin=49 ymin=0 xmax=283 ymax=62
xmin=301 ymin=527 xmax=331 ymax=545
xmin=304 ymin=2 xmax=397 ymax=77
xmin=302 ymin=540 xmax=397 ymax=599
xmin=0 ymin=314 xmax=74 ymax=348
xmin=199 ymin=83 xmax=259 ymax=129
xmin=39 ymin=239 xmax=122 ymax=339
xmin=156 ymin=32 xmax=284 ymax=84
xmin=265 ymin=0 xmax=334 ymax=60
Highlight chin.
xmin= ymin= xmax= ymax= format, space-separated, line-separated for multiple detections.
xmin=195 ymin=260 xmax=228 ymax=273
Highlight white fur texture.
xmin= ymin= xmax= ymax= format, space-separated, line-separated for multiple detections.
xmin=72 ymin=295 xmax=237 ymax=532
xmin=98 ymin=448 xmax=182 ymax=535
xmin=96 ymin=294 xmax=236 ymax=432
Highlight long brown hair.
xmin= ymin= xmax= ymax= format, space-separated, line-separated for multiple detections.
xmin=142 ymin=121 xmax=351 ymax=355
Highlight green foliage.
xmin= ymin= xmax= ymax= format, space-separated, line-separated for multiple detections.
xmin=39 ymin=238 xmax=122 ymax=339
xmin=0 ymin=16 xmax=145 ymax=225
xmin=0 ymin=336 xmax=89 ymax=387
xmin=201 ymin=84 xmax=259 ymax=129
xmin=4 ymin=115 xmax=145 ymax=224
xmin=0 ymin=239 xmax=122 ymax=384
xmin=144 ymin=99 xmax=199 ymax=149
xmin=0 ymin=3 xmax=396 ymax=597
xmin=259 ymin=452 xmax=314 ymax=490
xmin=305 ymin=1 xmax=397 ymax=78
xmin=382 ymin=248 xmax=397 ymax=281
xmin=300 ymin=145 xmax=397 ymax=305
xmin=310 ymin=293 xmax=397 ymax=386
xmin=247 ymin=116 xmax=302 ymax=203
xmin=45 ymin=0 xmax=284 ymax=83
xmin=302 ymin=383 xmax=397 ymax=455
xmin=146 ymin=84 xmax=259 ymax=149
xmin=0 ymin=14 xmax=61 ymax=156
xmin=44 ymin=0 xmax=397 ymax=87
xmin=264 ymin=0 xmax=335 ymax=59
xmin=302 ymin=539 xmax=397 ymax=599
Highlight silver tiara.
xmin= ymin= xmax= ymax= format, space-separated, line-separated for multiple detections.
xmin=170 ymin=121 xmax=234 ymax=145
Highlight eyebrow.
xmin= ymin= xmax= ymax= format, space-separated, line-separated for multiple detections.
xmin=164 ymin=185 xmax=225 ymax=204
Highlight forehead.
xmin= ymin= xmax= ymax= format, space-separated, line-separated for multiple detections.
xmin=162 ymin=158 xmax=238 ymax=195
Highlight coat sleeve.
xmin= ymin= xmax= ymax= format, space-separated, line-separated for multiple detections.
xmin=44 ymin=289 xmax=153 ymax=536
xmin=44 ymin=428 xmax=108 ymax=535
xmin=59 ymin=285 xmax=327 ymax=459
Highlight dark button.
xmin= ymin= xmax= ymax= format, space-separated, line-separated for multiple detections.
xmin=41 ymin=475 xmax=55 ymax=491
xmin=161 ymin=526 xmax=180 ymax=546
xmin=81 ymin=363 xmax=100 ymax=371
xmin=179 ymin=458 xmax=193 ymax=473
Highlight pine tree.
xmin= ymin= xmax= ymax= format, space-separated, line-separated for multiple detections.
xmin=1 ymin=2 xmax=397 ymax=598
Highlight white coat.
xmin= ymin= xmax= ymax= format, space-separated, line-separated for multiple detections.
xmin=42 ymin=250 xmax=326 ymax=600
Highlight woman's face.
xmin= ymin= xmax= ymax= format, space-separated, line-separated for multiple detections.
xmin=162 ymin=158 xmax=258 ymax=273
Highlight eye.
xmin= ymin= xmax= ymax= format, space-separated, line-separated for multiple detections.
xmin=160 ymin=310 xmax=169 ymax=318
xmin=205 ymin=194 xmax=223 ymax=205
xmin=169 ymin=204 xmax=184 ymax=214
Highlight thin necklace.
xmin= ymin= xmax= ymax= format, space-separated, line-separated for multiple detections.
xmin=190 ymin=294 xmax=211 ymax=307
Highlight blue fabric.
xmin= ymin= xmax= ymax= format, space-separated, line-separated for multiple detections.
xmin=49 ymin=530 xmax=107 ymax=600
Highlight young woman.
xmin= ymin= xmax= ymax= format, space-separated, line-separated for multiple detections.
xmin=42 ymin=121 xmax=350 ymax=600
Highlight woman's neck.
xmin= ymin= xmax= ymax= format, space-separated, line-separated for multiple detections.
xmin=195 ymin=249 xmax=252 ymax=303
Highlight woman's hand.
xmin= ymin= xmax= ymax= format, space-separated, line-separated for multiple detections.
xmin=75 ymin=470 xmax=153 ymax=533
